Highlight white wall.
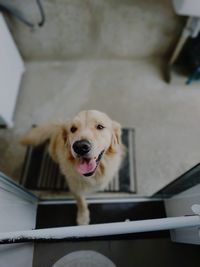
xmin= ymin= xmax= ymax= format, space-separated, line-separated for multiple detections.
xmin=0 ymin=173 xmax=37 ymax=267
xmin=165 ymin=184 xmax=200 ymax=245
xmin=0 ymin=13 xmax=24 ymax=127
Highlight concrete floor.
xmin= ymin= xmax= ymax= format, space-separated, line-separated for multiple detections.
xmin=1 ymin=58 xmax=200 ymax=196
xmin=6 ymin=0 xmax=183 ymax=61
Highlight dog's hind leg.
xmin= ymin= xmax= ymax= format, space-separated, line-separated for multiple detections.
xmin=73 ymin=193 xmax=90 ymax=225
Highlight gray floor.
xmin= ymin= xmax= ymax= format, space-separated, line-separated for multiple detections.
xmin=1 ymin=58 xmax=200 ymax=196
xmin=33 ymin=238 xmax=200 ymax=267
xmin=7 ymin=0 xmax=183 ymax=61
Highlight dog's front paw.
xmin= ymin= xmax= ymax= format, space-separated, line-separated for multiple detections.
xmin=77 ymin=208 xmax=90 ymax=225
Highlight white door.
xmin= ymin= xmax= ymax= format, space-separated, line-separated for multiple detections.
xmin=0 ymin=13 xmax=25 ymax=127
xmin=156 ymin=164 xmax=200 ymax=245
xmin=0 ymin=172 xmax=38 ymax=267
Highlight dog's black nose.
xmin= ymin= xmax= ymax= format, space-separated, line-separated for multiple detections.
xmin=73 ymin=140 xmax=91 ymax=156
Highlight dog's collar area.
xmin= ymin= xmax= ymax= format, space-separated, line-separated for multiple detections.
xmin=83 ymin=150 xmax=105 ymax=177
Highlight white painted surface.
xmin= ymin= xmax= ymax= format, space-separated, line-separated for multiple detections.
xmin=172 ymin=0 xmax=200 ymax=16
xmin=165 ymin=184 xmax=200 ymax=244
xmin=1 ymin=215 xmax=200 ymax=242
xmin=39 ymin=197 xmax=161 ymax=205
xmin=0 ymin=173 xmax=37 ymax=267
xmin=0 ymin=13 xmax=24 ymax=127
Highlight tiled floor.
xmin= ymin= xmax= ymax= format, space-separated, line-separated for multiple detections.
xmin=1 ymin=58 xmax=200 ymax=195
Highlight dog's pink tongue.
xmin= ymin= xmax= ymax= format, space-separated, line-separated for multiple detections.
xmin=77 ymin=158 xmax=96 ymax=175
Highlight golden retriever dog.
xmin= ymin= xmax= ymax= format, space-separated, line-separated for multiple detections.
xmin=21 ymin=110 xmax=124 ymax=225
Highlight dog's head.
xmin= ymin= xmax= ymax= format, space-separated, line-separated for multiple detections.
xmin=62 ymin=110 xmax=121 ymax=177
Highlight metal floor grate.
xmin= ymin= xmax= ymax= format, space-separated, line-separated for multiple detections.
xmin=20 ymin=129 xmax=136 ymax=193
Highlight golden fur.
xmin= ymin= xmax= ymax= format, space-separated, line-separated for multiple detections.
xmin=21 ymin=110 xmax=124 ymax=225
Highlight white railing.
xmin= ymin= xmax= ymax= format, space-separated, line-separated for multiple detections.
xmin=0 ymin=215 xmax=200 ymax=244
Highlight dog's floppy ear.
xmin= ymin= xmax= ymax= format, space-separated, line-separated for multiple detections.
xmin=48 ymin=123 xmax=68 ymax=161
xmin=109 ymin=120 xmax=122 ymax=153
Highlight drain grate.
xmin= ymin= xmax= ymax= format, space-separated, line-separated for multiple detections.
xmin=20 ymin=128 xmax=136 ymax=193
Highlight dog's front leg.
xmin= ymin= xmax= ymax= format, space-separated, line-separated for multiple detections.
xmin=73 ymin=193 xmax=90 ymax=225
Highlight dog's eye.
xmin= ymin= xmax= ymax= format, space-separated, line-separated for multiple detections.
xmin=96 ymin=124 xmax=105 ymax=130
xmin=70 ymin=126 xmax=77 ymax=133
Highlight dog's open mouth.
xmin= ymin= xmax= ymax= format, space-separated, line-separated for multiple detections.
xmin=76 ymin=150 xmax=104 ymax=177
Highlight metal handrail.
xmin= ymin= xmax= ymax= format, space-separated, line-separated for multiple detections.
xmin=0 ymin=215 xmax=199 ymax=244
